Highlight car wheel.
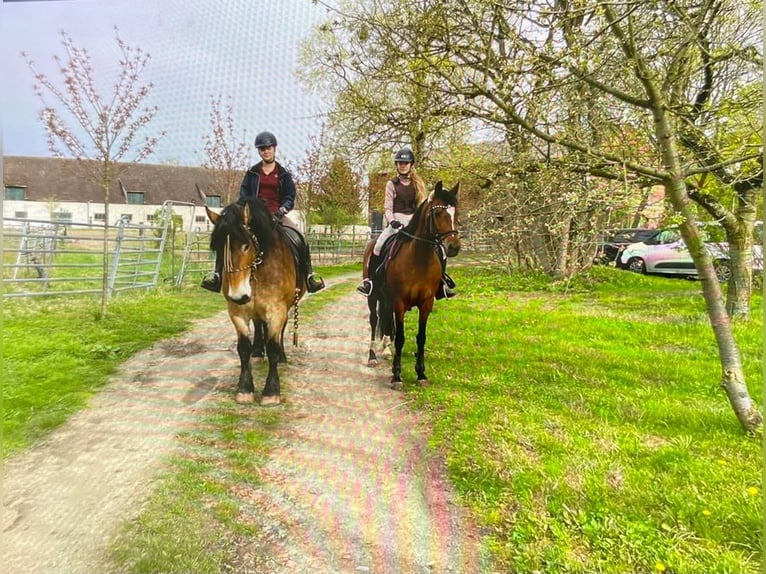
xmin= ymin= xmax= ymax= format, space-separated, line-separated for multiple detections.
xmin=714 ymin=260 xmax=731 ymax=283
xmin=627 ymin=257 xmax=646 ymax=274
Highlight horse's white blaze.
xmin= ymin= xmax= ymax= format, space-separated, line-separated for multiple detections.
xmin=226 ymin=273 xmax=252 ymax=301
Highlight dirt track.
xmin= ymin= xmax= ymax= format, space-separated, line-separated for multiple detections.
xmin=1 ymin=280 xmax=488 ymax=574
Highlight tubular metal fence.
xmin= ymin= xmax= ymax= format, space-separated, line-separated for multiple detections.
xmin=3 ymin=207 xmax=491 ymax=300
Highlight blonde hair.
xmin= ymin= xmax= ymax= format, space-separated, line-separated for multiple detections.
xmin=410 ymin=170 xmax=427 ymax=205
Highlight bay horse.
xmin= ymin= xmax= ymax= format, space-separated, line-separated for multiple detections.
xmin=364 ymin=181 xmax=460 ymax=389
xmin=205 ymin=198 xmax=305 ymax=406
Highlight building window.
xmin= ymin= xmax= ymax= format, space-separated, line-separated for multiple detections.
xmin=146 ymin=214 xmax=155 ymax=222
xmin=53 ymin=211 xmax=72 ymax=222
xmin=206 ymin=195 xmax=222 ymax=208
xmin=94 ymin=213 xmax=106 ymax=221
xmin=4 ymin=186 xmax=26 ymax=200
xmin=195 ymin=215 xmax=207 ymax=223
xmin=127 ymin=192 xmax=145 ymax=205
xmin=15 ymin=211 xmax=28 ymax=219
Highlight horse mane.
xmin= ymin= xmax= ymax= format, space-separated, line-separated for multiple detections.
xmin=399 ymin=181 xmax=458 ymax=240
xmin=210 ymin=197 xmax=274 ymax=253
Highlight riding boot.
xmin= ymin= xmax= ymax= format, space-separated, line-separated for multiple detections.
xmin=435 ymin=273 xmax=456 ymax=300
xmin=304 ymin=244 xmax=325 ymax=293
xmin=200 ymin=252 xmax=222 ymax=292
xmin=356 ymin=253 xmax=380 ymax=296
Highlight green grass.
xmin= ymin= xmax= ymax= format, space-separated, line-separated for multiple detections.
xmin=1 ymin=263 xmax=357 ymax=457
xmin=4 ymin=262 xmax=761 ymax=573
xmin=404 ymin=265 xmax=762 ymax=573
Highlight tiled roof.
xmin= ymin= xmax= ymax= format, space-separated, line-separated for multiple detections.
xmin=3 ymin=156 xmax=220 ymax=205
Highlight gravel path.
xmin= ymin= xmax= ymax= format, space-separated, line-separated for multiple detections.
xmin=1 ymin=281 xmax=488 ymax=574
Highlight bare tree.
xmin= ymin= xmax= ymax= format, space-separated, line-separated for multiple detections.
xmin=201 ymin=95 xmax=251 ymax=205
xmin=23 ymin=27 xmax=164 ymax=318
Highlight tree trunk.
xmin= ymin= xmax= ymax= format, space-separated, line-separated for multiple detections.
xmin=725 ymin=227 xmax=754 ymax=320
xmin=100 ymin=174 xmax=111 ymax=320
xmin=654 ymin=112 xmax=761 ymax=433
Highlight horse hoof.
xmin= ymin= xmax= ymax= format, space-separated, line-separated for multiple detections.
xmin=418 ymin=378 xmax=430 ymax=387
xmin=235 ymin=392 xmax=255 ymax=404
xmin=367 ymin=358 xmax=378 ymax=368
xmin=260 ymin=395 xmax=281 ymax=407
xmin=390 ymin=380 xmax=403 ymax=391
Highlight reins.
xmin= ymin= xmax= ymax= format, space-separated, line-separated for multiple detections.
xmin=397 ymin=203 xmax=458 ymax=247
xmin=223 ymin=224 xmax=263 ymax=277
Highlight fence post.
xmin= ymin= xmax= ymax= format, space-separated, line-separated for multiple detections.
xmin=108 ymin=217 xmax=128 ymax=297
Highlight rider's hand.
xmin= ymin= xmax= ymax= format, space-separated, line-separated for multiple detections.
xmin=390 ymin=220 xmax=402 ymax=229
xmin=275 ymin=206 xmax=288 ymax=220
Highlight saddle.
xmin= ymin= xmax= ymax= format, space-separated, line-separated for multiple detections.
xmin=372 ymin=234 xmax=452 ymax=288
xmin=278 ymin=225 xmax=308 ymax=289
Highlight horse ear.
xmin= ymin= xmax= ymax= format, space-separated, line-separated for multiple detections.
xmin=205 ymin=205 xmax=220 ymax=225
xmin=241 ymin=202 xmax=251 ymax=225
xmin=434 ymin=180 xmax=443 ymax=193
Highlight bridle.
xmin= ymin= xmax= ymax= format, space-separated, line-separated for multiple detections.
xmin=394 ymin=200 xmax=458 ymax=264
xmin=223 ymin=224 xmax=263 ymax=278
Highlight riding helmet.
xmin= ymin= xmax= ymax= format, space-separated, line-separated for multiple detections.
xmin=394 ymin=147 xmax=415 ymax=164
xmin=254 ymin=131 xmax=278 ymax=148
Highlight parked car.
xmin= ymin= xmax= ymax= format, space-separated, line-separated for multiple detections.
xmin=619 ymin=225 xmax=763 ymax=282
xmin=594 ymin=228 xmax=659 ymax=267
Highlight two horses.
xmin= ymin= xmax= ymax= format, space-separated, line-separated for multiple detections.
xmin=363 ymin=181 xmax=461 ymax=389
xmin=205 ymin=198 xmax=304 ymax=406
xmin=208 ymin=181 xmax=460 ymax=405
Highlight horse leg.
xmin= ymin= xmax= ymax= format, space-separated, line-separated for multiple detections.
xmin=260 ymin=337 xmax=282 ymax=406
xmin=251 ymin=319 xmax=265 ymax=360
xmin=279 ymin=322 xmax=288 ymax=363
xmin=390 ymin=307 xmax=406 ymax=390
xmin=235 ymin=332 xmax=255 ymax=403
xmin=379 ymin=295 xmax=394 ymax=359
xmin=367 ymin=293 xmax=379 ymax=367
xmin=415 ymin=306 xmax=432 ymax=386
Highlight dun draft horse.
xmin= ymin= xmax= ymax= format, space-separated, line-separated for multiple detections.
xmin=363 ymin=181 xmax=461 ymax=389
xmin=205 ymin=198 xmax=305 ymax=406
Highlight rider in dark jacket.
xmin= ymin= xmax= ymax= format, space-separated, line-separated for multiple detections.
xmin=201 ymin=131 xmax=325 ymax=294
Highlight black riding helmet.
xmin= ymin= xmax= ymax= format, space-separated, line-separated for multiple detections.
xmin=254 ymin=131 xmax=278 ymax=149
xmin=394 ymin=147 xmax=415 ymax=164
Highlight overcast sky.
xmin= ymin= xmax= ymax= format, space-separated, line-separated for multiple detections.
xmin=1 ymin=0 xmax=331 ymax=167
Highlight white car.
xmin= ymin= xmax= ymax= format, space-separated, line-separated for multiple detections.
xmin=619 ymin=224 xmax=763 ymax=281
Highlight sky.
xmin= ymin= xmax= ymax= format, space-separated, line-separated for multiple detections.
xmin=1 ymin=0 xmax=332 ymax=167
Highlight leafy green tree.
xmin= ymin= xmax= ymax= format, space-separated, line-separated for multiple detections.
xmin=314 ymin=156 xmax=363 ymax=233
xmin=307 ymin=0 xmax=762 ymax=431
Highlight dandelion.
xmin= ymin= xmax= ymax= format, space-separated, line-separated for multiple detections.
xmin=654 ymin=562 xmax=667 ymax=572
xmin=717 ymin=459 xmax=727 ymax=465
xmin=702 ymin=509 xmax=711 ymax=516
xmin=747 ymin=486 xmax=759 ymax=496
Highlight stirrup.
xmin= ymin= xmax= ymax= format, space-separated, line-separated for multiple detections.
xmin=356 ymin=279 xmax=372 ymax=296
xmin=307 ymin=274 xmax=325 ymax=293
xmin=435 ymin=283 xmax=455 ymax=300
xmin=200 ymin=273 xmax=221 ymax=293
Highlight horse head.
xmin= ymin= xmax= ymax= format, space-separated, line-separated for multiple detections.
xmin=206 ymin=198 xmax=273 ymax=304
xmin=428 ymin=180 xmax=461 ymax=257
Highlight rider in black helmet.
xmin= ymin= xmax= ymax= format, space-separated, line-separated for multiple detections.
xmin=356 ymin=147 xmax=455 ymax=299
xmin=201 ymin=131 xmax=325 ymax=294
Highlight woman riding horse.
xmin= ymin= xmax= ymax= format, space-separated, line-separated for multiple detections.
xmin=205 ymin=197 xmax=304 ymax=406
xmin=357 ymin=147 xmax=455 ymax=299
xmin=202 ymin=130 xmax=324 ymax=295
xmin=364 ymin=180 xmax=461 ymax=388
